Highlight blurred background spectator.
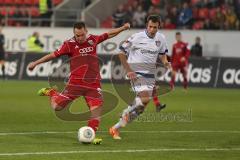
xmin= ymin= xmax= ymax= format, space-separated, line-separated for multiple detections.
xmin=27 ymin=32 xmax=44 ymax=53
xmin=132 ymin=5 xmax=147 ymax=28
xmin=0 ymin=0 xmax=239 ymax=30
xmin=39 ymin=0 xmax=53 ymax=26
xmin=191 ymin=36 xmax=203 ymax=57
xmin=109 ymin=0 xmax=240 ymax=30
xmin=112 ymin=5 xmax=127 ymax=27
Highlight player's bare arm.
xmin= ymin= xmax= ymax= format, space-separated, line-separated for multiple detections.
xmin=118 ymin=52 xmax=137 ymax=80
xmin=107 ymin=23 xmax=130 ymax=39
xmin=160 ymin=54 xmax=172 ymax=71
xmin=28 ymin=52 xmax=56 ymax=71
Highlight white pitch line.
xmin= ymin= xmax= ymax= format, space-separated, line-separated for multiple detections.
xmin=0 ymin=131 xmax=75 ymax=136
xmin=1 ymin=130 xmax=240 ymax=136
xmin=1 ymin=148 xmax=240 ymax=156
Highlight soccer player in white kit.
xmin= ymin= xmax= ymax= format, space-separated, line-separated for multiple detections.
xmin=109 ymin=15 xmax=172 ymax=139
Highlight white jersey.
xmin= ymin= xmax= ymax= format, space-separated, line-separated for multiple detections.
xmin=119 ymin=30 xmax=168 ymax=74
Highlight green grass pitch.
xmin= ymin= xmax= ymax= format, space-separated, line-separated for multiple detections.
xmin=0 ymin=80 xmax=240 ymax=160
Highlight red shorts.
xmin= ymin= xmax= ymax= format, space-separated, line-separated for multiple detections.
xmin=52 ymin=80 xmax=103 ymax=109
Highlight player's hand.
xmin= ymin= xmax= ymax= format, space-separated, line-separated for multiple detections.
xmin=180 ymin=57 xmax=186 ymax=63
xmin=123 ymin=23 xmax=130 ymax=30
xmin=28 ymin=62 xmax=37 ymax=71
xmin=127 ymin=71 xmax=137 ymax=81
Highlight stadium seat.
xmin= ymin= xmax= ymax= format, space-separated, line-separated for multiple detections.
xmin=151 ymin=0 xmax=160 ymax=6
xmin=14 ymin=0 xmax=24 ymax=5
xmin=0 ymin=6 xmax=7 ymax=16
xmin=4 ymin=0 xmax=14 ymax=5
xmin=209 ymin=8 xmax=217 ymax=19
xmin=191 ymin=0 xmax=200 ymax=6
xmin=192 ymin=7 xmax=199 ymax=19
xmin=8 ymin=6 xmax=17 ymax=16
xmin=198 ymin=8 xmax=209 ymax=19
xmin=192 ymin=21 xmax=204 ymax=29
xmin=0 ymin=0 xmax=5 ymax=4
xmin=101 ymin=16 xmax=113 ymax=28
xmin=53 ymin=0 xmax=63 ymax=6
xmin=29 ymin=6 xmax=39 ymax=17
xmin=18 ymin=6 xmax=28 ymax=17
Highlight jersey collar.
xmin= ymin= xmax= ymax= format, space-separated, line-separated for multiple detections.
xmin=145 ymin=30 xmax=155 ymax=39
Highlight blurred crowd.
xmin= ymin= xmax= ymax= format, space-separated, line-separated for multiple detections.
xmin=112 ymin=0 xmax=240 ymax=30
xmin=0 ymin=0 xmax=62 ymax=27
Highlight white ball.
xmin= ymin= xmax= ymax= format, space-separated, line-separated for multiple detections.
xmin=78 ymin=126 xmax=95 ymax=143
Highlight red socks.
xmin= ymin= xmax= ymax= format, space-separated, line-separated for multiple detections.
xmin=88 ymin=118 xmax=100 ymax=132
xmin=153 ymin=96 xmax=160 ymax=107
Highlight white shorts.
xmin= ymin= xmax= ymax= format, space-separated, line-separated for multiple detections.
xmin=130 ymin=76 xmax=155 ymax=97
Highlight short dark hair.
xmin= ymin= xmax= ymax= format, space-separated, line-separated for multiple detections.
xmin=196 ymin=36 xmax=201 ymax=40
xmin=146 ymin=15 xmax=161 ymax=25
xmin=176 ymin=32 xmax=181 ymax=35
xmin=73 ymin=22 xmax=86 ymax=29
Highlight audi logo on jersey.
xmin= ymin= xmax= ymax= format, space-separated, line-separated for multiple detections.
xmin=79 ymin=47 xmax=94 ymax=55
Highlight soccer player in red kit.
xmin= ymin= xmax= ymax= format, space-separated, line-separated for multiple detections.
xmin=28 ymin=22 xmax=130 ymax=144
xmin=170 ymin=32 xmax=190 ymax=89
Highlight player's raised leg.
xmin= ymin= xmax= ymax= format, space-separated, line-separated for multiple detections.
xmin=37 ymin=87 xmax=74 ymax=111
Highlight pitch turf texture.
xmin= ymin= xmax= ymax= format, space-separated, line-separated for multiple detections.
xmin=0 ymin=80 xmax=239 ymax=160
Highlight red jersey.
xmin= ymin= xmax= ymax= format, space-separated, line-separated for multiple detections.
xmin=171 ymin=41 xmax=190 ymax=65
xmin=54 ymin=33 xmax=108 ymax=87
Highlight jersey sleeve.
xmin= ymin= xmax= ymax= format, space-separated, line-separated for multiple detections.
xmin=119 ymin=34 xmax=135 ymax=55
xmin=185 ymin=43 xmax=191 ymax=58
xmin=95 ymin=33 xmax=109 ymax=44
xmin=159 ymin=35 xmax=168 ymax=55
xmin=54 ymin=42 xmax=71 ymax=57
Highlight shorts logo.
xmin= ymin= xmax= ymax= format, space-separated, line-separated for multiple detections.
xmin=155 ymin=41 xmax=161 ymax=47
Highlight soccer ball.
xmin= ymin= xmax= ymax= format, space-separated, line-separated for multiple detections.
xmin=78 ymin=126 xmax=95 ymax=143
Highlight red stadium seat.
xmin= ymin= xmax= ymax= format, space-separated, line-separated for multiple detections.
xmin=8 ymin=6 xmax=17 ymax=16
xmin=22 ymin=0 xmax=29 ymax=5
xmin=18 ymin=6 xmax=28 ymax=17
xmin=0 ymin=0 xmax=5 ymax=4
xmin=34 ymin=0 xmax=39 ymax=5
xmin=101 ymin=16 xmax=113 ymax=28
xmin=23 ymin=0 xmax=38 ymax=6
xmin=192 ymin=7 xmax=199 ymax=19
xmin=191 ymin=0 xmax=200 ymax=6
xmin=198 ymin=8 xmax=209 ymax=19
xmin=4 ymin=0 xmax=14 ymax=5
xmin=209 ymin=8 xmax=217 ymax=19
xmin=151 ymin=0 xmax=160 ymax=6
xmin=192 ymin=21 xmax=204 ymax=30
xmin=29 ymin=6 xmax=39 ymax=17
xmin=53 ymin=0 xmax=63 ymax=6
xmin=0 ymin=6 xmax=7 ymax=16
xmin=14 ymin=0 xmax=24 ymax=5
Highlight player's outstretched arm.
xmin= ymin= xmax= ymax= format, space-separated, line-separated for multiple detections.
xmin=160 ymin=55 xmax=172 ymax=71
xmin=28 ymin=52 xmax=56 ymax=71
xmin=107 ymin=23 xmax=130 ymax=39
xmin=118 ymin=52 xmax=137 ymax=80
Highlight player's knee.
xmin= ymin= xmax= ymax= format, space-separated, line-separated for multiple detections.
xmin=140 ymin=96 xmax=150 ymax=105
xmin=53 ymin=104 xmax=64 ymax=111
xmin=51 ymin=101 xmax=64 ymax=111
xmin=135 ymin=105 xmax=145 ymax=115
